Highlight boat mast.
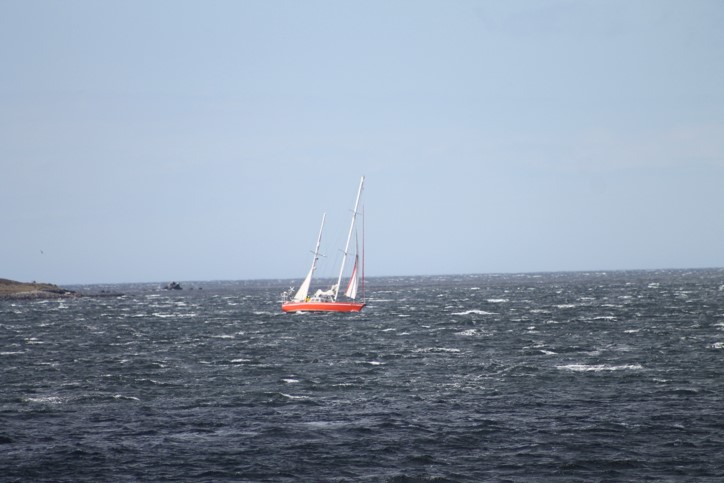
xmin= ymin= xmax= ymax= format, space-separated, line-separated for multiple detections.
xmin=310 ymin=212 xmax=325 ymax=275
xmin=334 ymin=176 xmax=365 ymax=301
xmin=291 ymin=213 xmax=325 ymax=302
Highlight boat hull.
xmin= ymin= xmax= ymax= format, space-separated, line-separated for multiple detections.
xmin=281 ymin=301 xmax=365 ymax=313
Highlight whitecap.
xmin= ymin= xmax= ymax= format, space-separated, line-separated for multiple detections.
xmin=355 ymin=360 xmax=384 ymax=366
xmin=152 ymin=313 xmax=175 ymax=318
xmin=556 ymin=363 xmax=643 ymax=372
xmin=114 ymin=394 xmax=140 ymax=401
xmin=556 ymin=304 xmax=577 ymax=309
xmin=177 ymin=313 xmax=198 ymax=318
xmin=455 ymin=329 xmax=478 ymax=337
xmin=282 ymin=378 xmax=300 ymax=383
xmin=487 ymin=299 xmax=508 ymax=303
xmin=413 ymin=347 xmax=461 ymax=353
xmin=452 ymin=309 xmax=496 ymax=316
xmin=26 ymin=396 xmax=63 ymax=404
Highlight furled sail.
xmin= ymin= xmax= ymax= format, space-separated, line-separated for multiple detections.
xmin=344 ymin=255 xmax=359 ymax=299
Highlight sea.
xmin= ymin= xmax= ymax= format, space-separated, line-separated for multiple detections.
xmin=2 ymin=269 xmax=724 ymax=482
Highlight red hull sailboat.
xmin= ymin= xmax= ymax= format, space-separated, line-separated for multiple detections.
xmin=281 ymin=301 xmax=364 ymax=313
xmin=281 ymin=177 xmax=365 ymax=313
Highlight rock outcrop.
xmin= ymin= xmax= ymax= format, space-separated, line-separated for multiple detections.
xmin=164 ymin=281 xmax=183 ymax=290
xmin=0 ymin=278 xmax=78 ymax=300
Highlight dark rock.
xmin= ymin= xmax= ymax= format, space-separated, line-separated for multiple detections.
xmin=164 ymin=282 xmax=183 ymax=290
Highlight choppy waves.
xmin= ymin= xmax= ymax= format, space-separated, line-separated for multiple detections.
xmin=1 ymin=270 xmax=724 ymax=481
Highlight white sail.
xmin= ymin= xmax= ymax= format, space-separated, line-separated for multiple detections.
xmin=292 ymin=213 xmax=325 ymax=302
xmin=292 ymin=266 xmax=314 ymax=302
xmin=344 ymin=255 xmax=359 ymax=299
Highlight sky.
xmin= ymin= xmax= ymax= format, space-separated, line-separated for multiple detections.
xmin=2 ymin=0 xmax=723 ymax=284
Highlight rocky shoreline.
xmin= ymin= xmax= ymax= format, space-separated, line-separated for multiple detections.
xmin=0 ymin=278 xmax=80 ymax=300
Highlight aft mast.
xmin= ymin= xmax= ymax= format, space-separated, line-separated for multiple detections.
xmin=334 ymin=176 xmax=365 ymax=301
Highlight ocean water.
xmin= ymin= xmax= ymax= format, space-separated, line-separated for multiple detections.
xmin=2 ymin=270 xmax=724 ymax=482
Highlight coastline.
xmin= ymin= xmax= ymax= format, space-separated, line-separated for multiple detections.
xmin=0 ymin=278 xmax=79 ymax=300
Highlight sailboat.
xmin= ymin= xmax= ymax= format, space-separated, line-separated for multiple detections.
xmin=281 ymin=176 xmax=365 ymax=313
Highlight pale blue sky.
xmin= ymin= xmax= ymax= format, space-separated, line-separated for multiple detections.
xmin=2 ymin=0 xmax=723 ymax=284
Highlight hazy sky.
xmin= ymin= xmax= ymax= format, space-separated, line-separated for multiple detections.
xmin=2 ymin=0 xmax=723 ymax=284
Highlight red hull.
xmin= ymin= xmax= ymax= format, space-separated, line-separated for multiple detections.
xmin=282 ymin=301 xmax=365 ymax=313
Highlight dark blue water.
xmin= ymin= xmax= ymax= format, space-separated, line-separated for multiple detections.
xmin=2 ymin=270 xmax=724 ymax=481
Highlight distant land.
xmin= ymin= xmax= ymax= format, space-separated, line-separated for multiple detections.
xmin=0 ymin=278 xmax=78 ymax=300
